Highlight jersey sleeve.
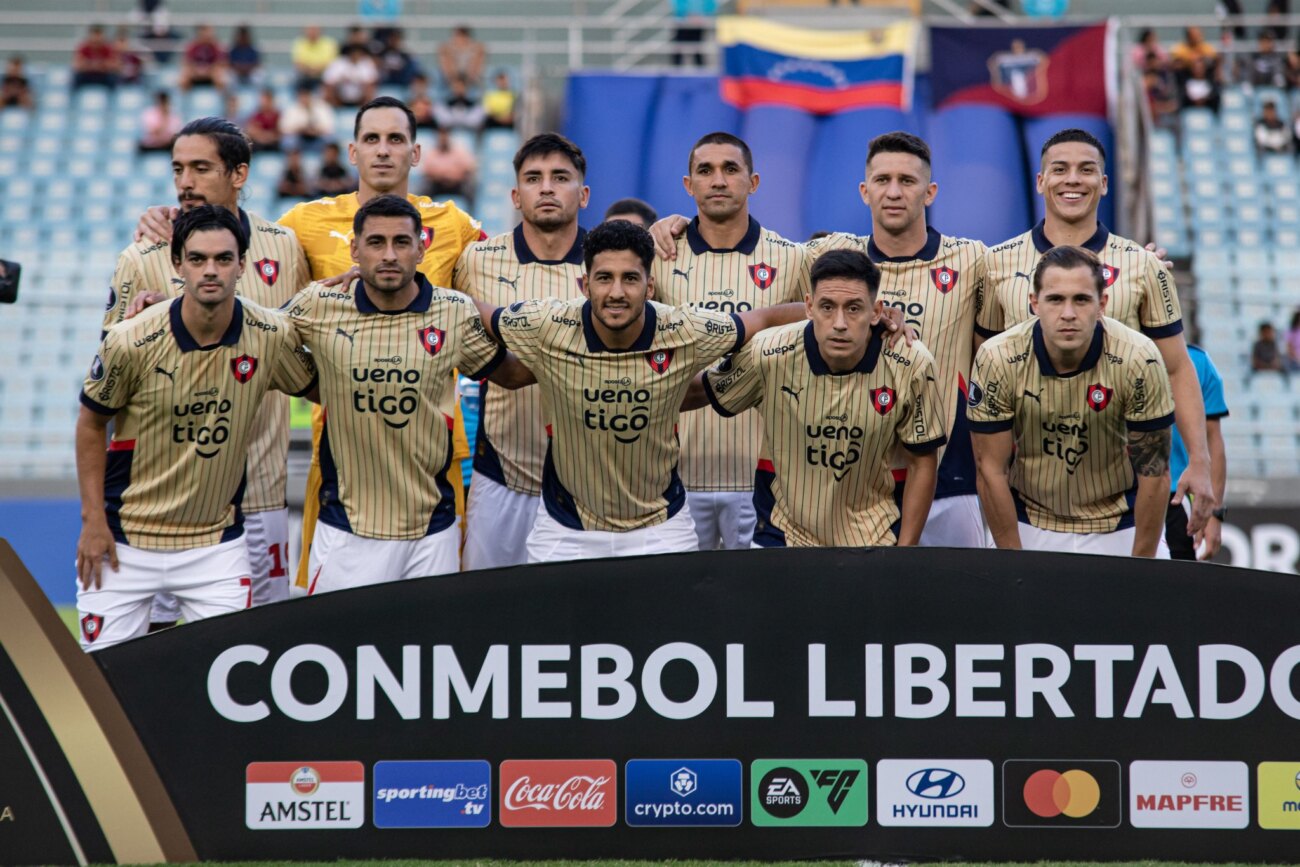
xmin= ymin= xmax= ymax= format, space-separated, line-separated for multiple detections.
xmin=682 ymin=306 xmax=744 ymax=369
xmin=104 ymin=250 xmax=143 ymax=336
xmin=784 ymin=245 xmax=812 ymax=303
xmin=1138 ymin=252 xmax=1184 ymax=338
xmin=967 ymin=342 xmax=1014 ymax=433
xmin=970 ymin=244 xmax=990 ymax=332
xmin=974 ymin=250 xmax=1006 ymax=337
xmin=703 ymin=342 xmax=763 ymax=417
xmin=490 ymin=297 xmax=554 ymax=367
xmin=282 ymin=284 xmax=318 ymax=343
xmin=1125 ymin=340 xmax=1176 ymax=431
xmin=451 ymin=243 xmax=476 ymax=296
xmin=269 ymin=332 xmax=319 ymax=397
xmin=898 ymin=348 xmax=948 ymax=452
xmin=80 ymin=329 xmax=138 ymax=415
xmin=805 ymin=232 xmax=862 ymax=257
xmin=455 ymin=203 xmax=485 ymax=246
xmin=454 ymin=294 xmax=505 ymax=380
xmin=285 ymin=233 xmax=313 ymax=294
xmin=1196 ymin=349 xmax=1229 ymax=418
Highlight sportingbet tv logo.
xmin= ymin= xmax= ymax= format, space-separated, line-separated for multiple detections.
xmin=750 ymin=759 xmax=867 ymax=826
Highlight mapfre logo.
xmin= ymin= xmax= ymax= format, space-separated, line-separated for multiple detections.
xmin=499 ymin=759 xmax=617 ymax=827
xmin=1129 ymin=760 xmax=1248 ymax=829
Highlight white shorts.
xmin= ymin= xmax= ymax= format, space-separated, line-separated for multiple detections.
xmin=463 ymin=474 xmax=538 ymax=571
xmin=306 ymin=520 xmax=460 ymax=595
xmin=920 ymin=494 xmax=987 ymax=548
xmin=150 ymin=508 xmax=290 ymax=621
xmin=526 ymin=500 xmax=699 ymax=563
xmin=687 ymin=490 xmax=756 ymax=551
xmin=77 ymin=538 xmax=251 ymax=652
xmin=1006 ymin=522 xmax=1172 ymax=558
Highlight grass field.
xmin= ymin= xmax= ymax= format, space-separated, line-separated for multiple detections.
xmin=125 ymin=861 xmax=1287 ymax=867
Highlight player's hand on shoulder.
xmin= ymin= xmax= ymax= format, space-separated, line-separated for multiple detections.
xmin=879 ymin=306 xmax=917 ymax=347
xmin=76 ymin=520 xmax=118 ymax=590
xmin=126 ymin=291 xmax=168 ymax=319
xmin=135 ymin=205 xmax=180 ymax=244
xmin=319 ymin=265 xmax=360 ymax=288
xmin=649 ymin=214 xmax=690 ymax=260
xmin=1143 ymin=241 xmax=1174 ymax=271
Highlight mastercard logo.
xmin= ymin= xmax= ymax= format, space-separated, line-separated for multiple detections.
xmin=1023 ymin=768 xmax=1101 ymax=818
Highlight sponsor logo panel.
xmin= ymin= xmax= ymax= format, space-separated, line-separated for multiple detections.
xmin=877 ymin=759 xmax=994 ymax=827
xmin=625 ymin=759 xmax=742 ymax=827
xmin=499 ymin=759 xmax=617 ymax=827
xmin=1129 ymin=761 xmax=1248 ymax=829
xmin=372 ymin=760 xmax=491 ymax=829
xmin=246 ymin=761 xmax=365 ymax=829
xmin=1257 ymin=762 xmax=1300 ymax=829
xmin=1002 ymin=760 xmax=1121 ymax=828
xmin=750 ymin=759 xmax=867 ymax=827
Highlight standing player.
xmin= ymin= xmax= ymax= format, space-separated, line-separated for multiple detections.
xmin=1166 ymin=344 xmax=1229 ymax=560
xmin=474 ymin=220 xmax=806 ymax=562
xmin=108 ymin=117 xmax=311 ymax=612
xmin=453 ymin=133 xmax=590 ymax=570
xmin=284 ymin=196 xmax=529 ymax=593
xmin=978 ymin=128 xmax=1213 ymax=535
xmin=806 ymin=132 xmax=988 ymax=547
xmin=691 ymin=249 xmax=947 ymax=547
xmin=648 ymin=132 xmax=810 ymax=550
xmin=76 ymin=207 xmax=317 ymax=651
xmin=969 ymin=247 xmax=1174 ymax=557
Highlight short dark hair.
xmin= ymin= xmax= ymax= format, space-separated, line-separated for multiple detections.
xmin=867 ymin=131 xmax=931 ymax=172
xmin=512 ymin=132 xmax=587 ymax=178
xmin=1032 ymin=245 xmax=1105 ymax=297
xmin=171 ymin=204 xmax=247 ymax=264
xmin=583 ymin=219 xmax=654 ymax=273
xmin=176 ymin=116 xmax=252 ymax=174
xmin=688 ymin=131 xmax=753 ymax=175
xmin=604 ymin=198 xmax=658 ymax=225
xmin=810 ymin=249 xmax=880 ymax=296
xmin=353 ymin=194 xmax=423 ymax=238
xmin=354 ymin=96 xmax=418 ymax=141
xmin=1040 ymin=128 xmax=1107 ymax=166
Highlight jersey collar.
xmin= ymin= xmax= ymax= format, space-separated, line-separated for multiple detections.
xmin=865 ymin=226 xmax=942 ymax=263
xmin=686 ymin=215 xmax=761 ymax=255
xmin=581 ymin=299 xmax=658 ymax=352
xmin=804 ymin=320 xmax=885 ymax=376
xmin=1032 ymin=319 xmax=1105 ymax=378
xmin=513 ymin=223 xmax=587 ymax=265
xmin=170 ymin=296 xmax=244 ymax=352
xmin=353 ymin=272 xmax=434 ymax=315
xmin=1031 ymin=220 xmax=1109 ymax=254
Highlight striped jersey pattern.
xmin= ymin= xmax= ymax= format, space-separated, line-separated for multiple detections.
xmin=967 ymin=316 xmax=1175 ymax=534
xmin=493 ymin=297 xmax=743 ymax=532
xmin=651 ymin=217 xmax=810 ymax=492
xmin=284 ymin=276 xmax=503 ymax=540
xmin=705 ymin=320 xmax=947 ymax=547
xmin=80 ymin=298 xmax=317 ymax=550
xmin=105 ymin=209 xmax=310 ymax=512
xmin=452 ymin=224 xmax=588 ymax=496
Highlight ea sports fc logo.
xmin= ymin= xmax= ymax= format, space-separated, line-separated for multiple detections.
xmin=291 ymin=766 xmax=321 ymax=796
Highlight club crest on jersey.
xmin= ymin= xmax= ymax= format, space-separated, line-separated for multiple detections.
xmin=231 ymin=355 xmax=258 ymax=383
xmin=420 ymin=227 xmax=434 ymax=250
xmin=871 ymin=386 xmax=896 ymax=415
xmin=419 ymin=326 xmax=446 ymax=356
xmin=81 ymin=613 xmax=103 ymax=643
xmin=931 ymin=266 xmax=958 ymax=293
xmin=1101 ymin=263 xmax=1119 ymax=287
xmin=254 ymin=258 xmax=280 ymax=286
xmin=646 ymin=348 xmax=674 ymax=374
xmin=1086 ymin=383 xmax=1113 ymax=412
xmin=748 ymin=263 xmax=776 ymax=290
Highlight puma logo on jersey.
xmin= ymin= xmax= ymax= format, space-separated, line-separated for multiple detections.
xmin=154 ymin=365 xmax=177 ymax=381
xmin=780 ymin=385 xmax=802 ymax=403
xmin=672 ymin=267 xmax=692 ymax=279
xmin=563 ymin=349 xmax=585 ymax=368
xmin=498 ymin=275 xmax=520 ymax=290
xmin=1023 ymin=389 xmax=1042 ymax=402
xmin=1014 ymin=272 xmax=1032 ymax=282
xmin=336 ymin=327 xmax=356 ymax=345
xmin=329 ymin=230 xmax=352 ymax=244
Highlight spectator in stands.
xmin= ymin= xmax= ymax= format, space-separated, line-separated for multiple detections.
xmin=343 ymin=25 xmax=372 ymax=54
xmin=137 ymin=89 xmax=181 ymax=152
xmin=179 ymin=24 xmax=228 ymax=91
xmin=280 ymin=83 xmax=335 ymax=152
xmin=1287 ymin=309 xmax=1300 ymax=370
xmin=113 ymin=28 xmax=144 ymax=85
xmin=138 ymin=7 xmax=181 ymax=64
xmin=408 ymin=74 xmax=437 ymax=129
xmin=323 ymin=43 xmax=379 ymax=108
xmin=483 ymin=70 xmax=517 ymax=129
xmin=1182 ymin=58 xmax=1221 ymax=112
xmin=72 ymin=25 xmax=121 ymax=89
xmin=672 ymin=0 xmax=717 ymax=67
xmin=1172 ymin=26 xmax=1219 ymax=77
xmin=377 ymin=28 xmax=421 ymax=86
xmin=1 ymin=56 xmax=34 ymax=110
xmin=314 ymin=142 xmax=356 ymax=197
xmin=292 ymin=25 xmax=339 ymax=89
xmin=604 ymin=198 xmax=658 ymax=228
xmin=434 ymin=76 xmax=485 ymax=132
xmin=1255 ymin=100 xmax=1291 ymax=152
xmin=1130 ymin=28 xmax=1170 ymax=72
xmin=245 ymin=87 xmax=282 ymax=152
xmin=1145 ymin=54 xmax=1181 ymax=128
xmin=420 ymin=127 xmax=477 ymax=204
xmin=438 ymin=26 xmax=486 ymax=87
xmin=1265 ymin=0 xmax=1291 ymax=40
xmin=1251 ymin=321 xmax=1289 ymax=375
xmin=1240 ymin=31 xmax=1293 ymax=89
xmin=222 ymin=92 xmax=241 ymax=123
xmin=276 ymin=148 xmax=311 ymax=199
xmin=228 ymin=24 xmax=262 ymax=86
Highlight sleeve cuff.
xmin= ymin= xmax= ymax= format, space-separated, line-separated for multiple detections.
xmin=1207 ymin=410 xmax=1229 ymax=420
xmin=1141 ymin=320 xmax=1184 ymax=339
xmin=729 ymin=313 xmax=746 ymax=355
xmin=1127 ymin=411 xmax=1175 ymax=432
xmin=702 ymin=374 xmax=736 ymax=418
xmin=290 ymin=375 xmax=318 ymax=398
xmin=80 ymin=392 xmax=117 ymax=416
xmin=490 ymin=307 xmax=509 ymax=349
xmin=903 ymin=434 xmax=947 ymax=454
xmin=968 ymin=418 xmax=1013 ymax=434
xmin=467 ymin=342 xmax=506 ymax=381
xmin=974 ymin=323 xmax=1002 ymax=339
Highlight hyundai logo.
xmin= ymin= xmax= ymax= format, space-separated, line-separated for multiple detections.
xmin=906 ymin=768 xmax=966 ymax=799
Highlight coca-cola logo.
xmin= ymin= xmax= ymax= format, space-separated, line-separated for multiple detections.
xmin=499 ymin=760 xmax=617 ymax=827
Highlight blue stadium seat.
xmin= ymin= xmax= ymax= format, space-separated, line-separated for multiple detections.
xmin=1181 ymin=108 xmax=1218 ymax=133
xmin=1262 ymin=154 xmax=1297 ymax=178
xmin=1220 ymin=86 xmax=1250 ymax=113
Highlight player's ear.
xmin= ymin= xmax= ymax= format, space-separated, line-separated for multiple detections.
xmin=1035 ymin=171 xmax=1045 ymax=196
xmin=749 ymin=172 xmax=760 ymax=194
xmin=1029 ymin=292 xmax=1039 ymax=316
xmin=682 ymin=174 xmax=692 ymax=196
xmin=1100 ymin=172 xmax=1109 ymax=197
xmin=924 ymin=180 xmax=938 ymax=207
xmin=858 ymin=180 xmax=869 ymax=205
xmin=646 ymin=273 xmax=656 ymax=301
xmin=871 ymin=297 xmax=885 ymax=324
xmin=804 ymin=289 xmax=814 ymax=319
xmin=232 ymin=161 xmax=249 ymax=193
xmin=347 ymin=141 xmax=359 ymax=168
xmin=410 ymin=141 xmax=421 ymax=167
xmin=1099 ymin=290 xmax=1108 ymax=315
xmin=578 ymin=184 xmax=590 ymax=209
xmin=350 ymin=237 xmax=360 ymax=264
xmin=579 ymin=273 xmax=591 ymax=299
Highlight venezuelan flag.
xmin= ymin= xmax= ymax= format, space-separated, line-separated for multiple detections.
xmin=718 ymin=16 xmax=916 ymax=114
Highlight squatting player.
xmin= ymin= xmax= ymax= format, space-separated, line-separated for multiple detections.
xmin=979 ymin=128 xmax=1212 ymax=535
xmin=969 ymin=246 xmax=1174 ymax=557
xmin=473 ymin=220 xmax=806 ymax=562
xmin=689 ymin=249 xmax=948 ymax=547
xmin=76 ymin=207 xmax=317 ymax=650
xmin=453 ymin=133 xmax=590 ymax=570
